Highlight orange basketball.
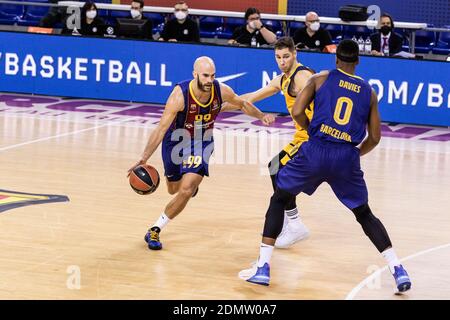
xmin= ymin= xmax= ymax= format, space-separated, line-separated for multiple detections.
xmin=129 ymin=164 xmax=160 ymax=195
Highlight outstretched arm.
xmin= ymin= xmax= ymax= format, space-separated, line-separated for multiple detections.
xmin=221 ymin=76 xmax=281 ymax=112
xmin=220 ymin=83 xmax=275 ymax=125
xmin=127 ymin=86 xmax=184 ymax=175
xmin=359 ymin=89 xmax=381 ymax=156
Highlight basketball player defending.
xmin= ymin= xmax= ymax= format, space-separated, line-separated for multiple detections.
xmin=128 ymin=56 xmax=275 ymax=250
xmin=224 ymin=37 xmax=313 ymax=248
xmin=239 ymin=40 xmax=411 ymax=293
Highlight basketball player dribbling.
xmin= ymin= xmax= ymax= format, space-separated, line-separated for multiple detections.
xmin=128 ymin=56 xmax=275 ymax=250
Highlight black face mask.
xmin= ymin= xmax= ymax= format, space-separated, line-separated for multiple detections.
xmin=380 ymin=26 xmax=392 ymax=36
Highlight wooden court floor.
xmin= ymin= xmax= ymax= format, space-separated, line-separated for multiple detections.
xmin=1 ymin=93 xmax=449 ymax=300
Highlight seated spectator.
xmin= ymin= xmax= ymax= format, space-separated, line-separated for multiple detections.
xmin=39 ymin=0 xmax=66 ymax=28
xmin=62 ymin=1 xmax=106 ymax=36
xmin=293 ymin=11 xmax=332 ymax=51
xmin=159 ymin=1 xmax=199 ymax=42
xmin=370 ymin=13 xmax=403 ymax=56
xmin=228 ymin=7 xmax=277 ymax=46
xmin=117 ymin=0 xmax=153 ymax=40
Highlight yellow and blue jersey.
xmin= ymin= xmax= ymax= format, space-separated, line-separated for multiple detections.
xmin=308 ymin=69 xmax=372 ymax=145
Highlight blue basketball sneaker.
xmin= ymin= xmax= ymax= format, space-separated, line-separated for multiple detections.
xmin=392 ymin=265 xmax=411 ymax=292
xmin=144 ymin=227 xmax=162 ymax=250
xmin=238 ymin=262 xmax=270 ymax=286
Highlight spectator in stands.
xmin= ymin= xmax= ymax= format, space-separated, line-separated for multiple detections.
xmin=124 ymin=0 xmax=153 ymax=39
xmin=159 ymin=1 xmax=200 ymax=42
xmin=293 ymin=11 xmax=332 ymax=51
xmin=370 ymin=13 xmax=403 ymax=56
xmin=39 ymin=0 xmax=66 ymax=28
xmin=62 ymin=1 xmax=106 ymax=36
xmin=228 ymin=7 xmax=277 ymax=46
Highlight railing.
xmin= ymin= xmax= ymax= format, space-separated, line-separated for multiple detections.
xmin=1 ymin=0 xmax=447 ymax=54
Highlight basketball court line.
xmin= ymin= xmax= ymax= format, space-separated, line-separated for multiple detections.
xmin=345 ymin=242 xmax=450 ymax=300
xmin=0 ymin=107 xmax=139 ymax=153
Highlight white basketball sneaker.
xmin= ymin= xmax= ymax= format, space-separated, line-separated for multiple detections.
xmin=274 ymin=220 xmax=310 ymax=249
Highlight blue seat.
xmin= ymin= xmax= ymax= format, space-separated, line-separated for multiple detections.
xmin=342 ymin=25 xmax=371 ymax=40
xmin=0 ymin=3 xmax=24 ymax=25
xmin=432 ymin=26 xmax=450 ymax=55
xmin=413 ymin=28 xmax=436 ymax=53
xmin=144 ymin=12 xmax=164 ymax=25
xmin=18 ymin=0 xmax=51 ymax=26
xmin=288 ymin=21 xmax=303 ymax=36
xmin=265 ymin=19 xmax=283 ymax=34
xmin=199 ymin=16 xmax=223 ymax=38
xmin=324 ymin=23 xmax=342 ymax=43
xmin=216 ymin=17 xmax=244 ymax=39
xmin=110 ymin=10 xmax=130 ymax=19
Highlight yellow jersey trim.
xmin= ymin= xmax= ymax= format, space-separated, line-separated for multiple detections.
xmin=189 ymin=80 xmax=215 ymax=108
xmin=337 ymin=68 xmax=363 ymax=80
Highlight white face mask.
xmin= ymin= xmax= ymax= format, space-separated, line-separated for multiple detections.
xmin=130 ymin=9 xmax=141 ymax=19
xmin=174 ymin=11 xmax=187 ymax=20
xmin=86 ymin=10 xmax=97 ymax=19
xmin=248 ymin=21 xmax=257 ymax=30
xmin=310 ymin=22 xmax=320 ymax=32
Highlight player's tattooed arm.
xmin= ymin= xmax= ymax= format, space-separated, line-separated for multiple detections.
xmin=360 ymin=89 xmax=381 ymax=156
xmin=220 ymin=83 xmax=275 ymax=126
xmin=127 ymin=86 xmax=184 ymax=175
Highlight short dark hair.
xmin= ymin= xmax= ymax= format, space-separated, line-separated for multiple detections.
xmin=336 ymin=39 xmax=359 ymax=63
xmin=81 ymin=1 xmax=97 ymax=17
xmin=380 ymin=13 xmax=395 ymax=28
xmin=244 ymin=7 xmax=260 ymax=20
xmin=274 ymin=37 xmax=296 ymax=52
xmin=132 ymin=0 xmax=144 ymax=9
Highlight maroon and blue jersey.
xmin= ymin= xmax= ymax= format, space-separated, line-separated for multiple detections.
xmin=308 ymin=69 xmax=372 ymax=146
xmin=162 ymin=79 xmax=223 ymax=181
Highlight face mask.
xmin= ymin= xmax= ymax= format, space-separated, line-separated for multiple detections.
xmin=131 ymin=9 xmax=141 ymax=19
xmin=86 ymin=10 xmax=97 ymax=19
xmin=174 ymin=11 xmax=187 ymax=20
xmin=248 ymin=21 xmax=257 ymax=30
xmin=380 ymin=25 xmax=392 ymax=36
xmin=310 ymin=22 xmax=320 ymax=32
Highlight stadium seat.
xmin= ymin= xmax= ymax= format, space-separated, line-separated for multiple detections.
xmin=413 ymin=26 xmax=436 ymax=53
xmin=0 ymin=2 xmax=24 ymax=25
xmin=288 ymin=21 xmax=302 ymax=36
xmin=342 ymin=25 xmax=371 ymax=40
xmin=432 ymin=26 xmax=450 ymax=55
xmin=110 ymin=9 xmax=130 ymax=19
xmin=215 ymin=17 xmax=244 ymax=39
xmin=265 ymin=19 xmax=283 ymax=36
xmin=324 ymin=23 xmax=342 ymax=43
xmin=17 ymin=0 xmax=53 ymax=26
xmin=199 ymin=16 xmax=223 ymax=38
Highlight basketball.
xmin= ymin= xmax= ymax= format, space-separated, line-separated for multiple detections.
xmin=129 ymin=164 xmax=160 ymax=195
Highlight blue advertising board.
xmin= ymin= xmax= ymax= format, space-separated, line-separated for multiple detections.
xmin=0 ymin=31 xmax=449 ymax=126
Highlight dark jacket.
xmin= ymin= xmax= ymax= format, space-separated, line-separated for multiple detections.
xmin=370 ymin=32 xmax=403 ymax=55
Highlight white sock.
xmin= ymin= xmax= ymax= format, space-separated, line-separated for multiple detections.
xmin=285 ymin=207 xmax=299 ymax=221
xmin=257 ymin=243 xmax=274 ymax=267
xmin=152 ymin=212 xmax=171 ymax=231
xmin=382 ymin=248 xmax=401 ymax=274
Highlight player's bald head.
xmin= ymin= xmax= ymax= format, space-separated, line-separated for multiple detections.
xmin=193 ymin=56 xmax=216 ymax=92
xmin=193 ymin=56 xmax=216 ymax=73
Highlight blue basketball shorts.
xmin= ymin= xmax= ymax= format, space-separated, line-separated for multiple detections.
xmin=276 ymin=139 xmax=368 ymax=210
